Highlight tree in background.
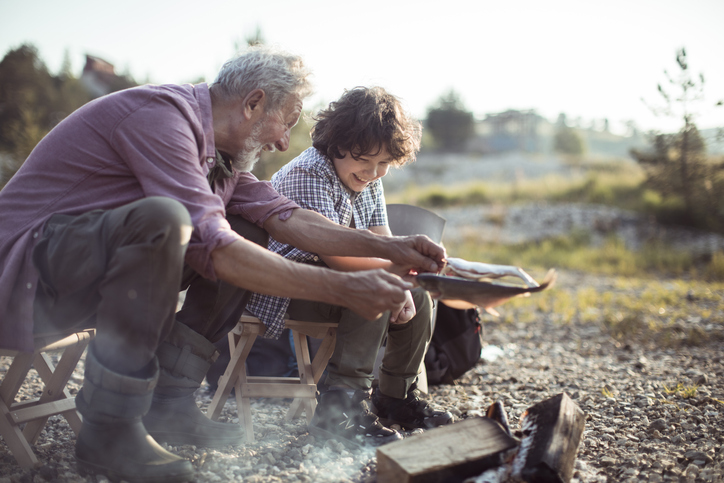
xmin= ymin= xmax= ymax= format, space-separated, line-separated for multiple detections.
xmin=0 ymin=44 xmax=136 ymax=187
xmin=0 ymin=45 xmax=83 ymax=184
xmin=553 ymin=112 xmax=586 ymax=158
xmin=425 ymin=90 xmax=474 ymax=151
xmin=630 ymin=48 xmax=724 ymax=231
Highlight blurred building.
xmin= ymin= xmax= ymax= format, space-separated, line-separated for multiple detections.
xmin=81 ymin=55 xmax=135 ymax=98
xmin=469 ymin=109 xmax=551 ymax=154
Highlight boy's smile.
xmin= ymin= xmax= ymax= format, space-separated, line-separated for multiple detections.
xmin=333 ymin=147 xmax=393 ymax=192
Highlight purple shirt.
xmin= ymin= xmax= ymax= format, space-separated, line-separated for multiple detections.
xmin=0 ymin=83 xmax=298 ymax=352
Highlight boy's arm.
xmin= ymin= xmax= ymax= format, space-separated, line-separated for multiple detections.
xmin=318 ymin=225 xmax=410 ymax=276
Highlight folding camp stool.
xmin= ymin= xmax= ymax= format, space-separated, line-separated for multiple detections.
xmin=0 ymin=328 xmax=95 ymax=467
xmin=206 ymin=315 xmax=337 ymax=442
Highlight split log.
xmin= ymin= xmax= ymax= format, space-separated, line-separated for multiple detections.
xmin=511 ymin=393 xmax=586 ymax=483
xmin=376 ymin=417 xmax=519 ymax=483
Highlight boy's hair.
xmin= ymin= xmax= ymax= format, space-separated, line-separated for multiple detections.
xmin=212 ymin=44 xmax=313 ymax=111
xmin=312 ymin=86 xmax=421 ymax=166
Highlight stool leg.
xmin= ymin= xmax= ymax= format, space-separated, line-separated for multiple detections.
xmin=208 ymin=330 xmax=251 ymax=421
xmin=234 ymin=367 xmax=254 ymax=443
xmin=0 ymin=399 xmax=38 ymax=468
xmin=285 ymin=330 xmax=316 ymax=422
xmin=23 ymin=340 xmax=87 ymax=443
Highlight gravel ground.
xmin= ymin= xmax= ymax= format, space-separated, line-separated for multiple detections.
xmin=2 ymin=269 xmax=722 ymax=483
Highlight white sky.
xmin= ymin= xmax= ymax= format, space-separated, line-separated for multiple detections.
xmin=1 ymin=0 xmax=723 ymax=135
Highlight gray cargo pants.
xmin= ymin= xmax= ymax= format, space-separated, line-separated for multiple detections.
xmin=32 ymin=196 xmax=266 ymax=375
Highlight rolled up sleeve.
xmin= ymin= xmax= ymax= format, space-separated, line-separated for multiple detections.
xmin=226 ymin=172 xmax=299 ymax=225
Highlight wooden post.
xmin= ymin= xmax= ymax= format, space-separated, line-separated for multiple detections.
xmin=511 ymin=393 xmax=586 ymax=483
xmin=376 ymin=417 xmax=519 ymax=483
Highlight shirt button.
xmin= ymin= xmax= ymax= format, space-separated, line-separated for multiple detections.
xmin=33 ymin=232 xmax=39 ymax=238
xmin=207 ymin=157 xmax=215 ymax=165
xmin=313 ymin=256 xmax=319 ymax=262
xmin=27 ymin=282 xmax=33 ymax=289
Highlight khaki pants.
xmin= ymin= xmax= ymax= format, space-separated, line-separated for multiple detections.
xmin=286 ymin=287 xmax=433 ymax=399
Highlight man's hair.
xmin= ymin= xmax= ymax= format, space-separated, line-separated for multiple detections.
xmin=212 ymin=45 xmax=313 ymax=111
xmin=312 ymin=86 xmax=422 ymax=166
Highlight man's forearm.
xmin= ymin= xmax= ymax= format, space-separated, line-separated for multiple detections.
xmin=265 ymin=208 xmax=388 ymax=258
xmin=210 ymin=237 xmax=412 ymax=321
xmin=211 ymin=238 xmax=347 ymax=303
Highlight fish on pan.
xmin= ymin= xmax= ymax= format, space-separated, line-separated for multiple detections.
xmin=443 ymin=257 xmax=540 ymax=288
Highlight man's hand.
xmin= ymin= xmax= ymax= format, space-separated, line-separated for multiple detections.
xmin=330 ymin=269 xmax=413 ymax=321
xmin=383 ymin=234 xmax=446 ymax=275
xmin=389 ymin=290 xmax=416 ymax=324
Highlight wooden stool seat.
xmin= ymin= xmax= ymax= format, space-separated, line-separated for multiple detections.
xmin=0 ymin=328 xmax=95 ymax=467
xmin=206 ymin=315 xmax=337 ymax=442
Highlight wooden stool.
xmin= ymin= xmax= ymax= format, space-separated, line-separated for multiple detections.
xmin=0 ymin=328 xmax=95 ymax=467
xmin=206 ymin=315 xmax=337 ymax=442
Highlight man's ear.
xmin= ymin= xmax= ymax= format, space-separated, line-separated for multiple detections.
xmin=243 ymin=89 xmax=266 ymax=119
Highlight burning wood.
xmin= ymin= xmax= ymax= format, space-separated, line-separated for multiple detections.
xmin=510 ymin=393 xmax=586 ymax=483
xmin=376 ymin=417 xmax=519 ymax=483
xmin=377 ymin=394 xmax=585 ymax=483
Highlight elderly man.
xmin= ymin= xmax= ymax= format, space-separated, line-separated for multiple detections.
xmin=0 ymin=46 xmax=445 ymax=483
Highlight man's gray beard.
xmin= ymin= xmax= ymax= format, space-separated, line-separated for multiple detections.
xmin=232 ymin=120 xmax=266 ymax=172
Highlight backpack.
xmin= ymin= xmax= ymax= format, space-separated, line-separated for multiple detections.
xmin=424 ymin=303 xmax=484 ymax=385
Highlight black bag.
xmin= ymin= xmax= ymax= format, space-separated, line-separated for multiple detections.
xmin=424 ymin=303 xmax=484 ymax=385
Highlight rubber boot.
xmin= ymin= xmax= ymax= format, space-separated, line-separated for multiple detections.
xmin=143 ymin=321 xmax=243 ymax=447
xmin=75 ymin=344 xmax=194 ymax=483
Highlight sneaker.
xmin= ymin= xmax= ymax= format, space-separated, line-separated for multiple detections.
xmin=372 ymin=384 xmax=455 ymax=430
xmin=309 ymin=389 xmax=403 ymax=448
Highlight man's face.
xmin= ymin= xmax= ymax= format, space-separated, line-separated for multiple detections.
xmin=231 ymin=94 xmax=303 ymax=172
xmin=332 ymin=146 xmax=393 ymax=193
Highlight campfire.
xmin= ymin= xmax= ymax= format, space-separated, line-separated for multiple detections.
xmin=377 ymin=393 xmax=585 ymax=483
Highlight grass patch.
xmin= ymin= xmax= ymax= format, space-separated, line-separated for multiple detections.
xmin=486 ymin=273 xmax=724 ymax=347
xmin=389 ymin=159 xmax=647 ymax=211
xmin=445 ymin=230 xmax=717 ymax=280
xmin=663 ymin=383 xmax=699 ymax=399
xmin=451 ymin=233 xmax=724 ymax=346
xmin=388 ymin=159 xmax=720 ymax=232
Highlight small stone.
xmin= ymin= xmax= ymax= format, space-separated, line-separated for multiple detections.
xmin=649 ymin=418 xmax=667 ymax=432
xmin=685 ymin=463 xmax=700 ymax=478
xmin=694 ymin=374 xmax=709 ymax=385
xmin=685 ymin=450 xmax=712 ymax=463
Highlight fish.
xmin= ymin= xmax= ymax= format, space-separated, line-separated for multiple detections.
xmin=443 ymin=257 xmax=540 ymax=288
xmin=416 ymin=269 xmax=557 ymax=314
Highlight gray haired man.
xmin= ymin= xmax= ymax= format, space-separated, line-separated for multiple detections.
xmin=0 ymin=45 xmax=445 ymax=482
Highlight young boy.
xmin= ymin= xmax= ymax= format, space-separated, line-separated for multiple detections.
xmin=247 ymin=86 xmax=453 ymax=447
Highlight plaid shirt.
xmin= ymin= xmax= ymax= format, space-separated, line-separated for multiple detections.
xmin=247 ymin=147 xmax=388 ymax=338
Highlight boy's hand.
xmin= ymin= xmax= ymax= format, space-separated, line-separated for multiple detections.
xmin=390 ymin=290 xmax=416 ymax=324
xmin=332 ymin=269 xmax=412 ymax=321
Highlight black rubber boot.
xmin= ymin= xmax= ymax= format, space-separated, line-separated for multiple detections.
xmin=143 ymin=322 xmax=243 ymax=447
xmin=309 ymin=389 xmax=403 ymax=448
xmin=75 ymin=344 xmax=194 ymax=483
xmin=372 ymin=383 xmax=455 ymax=430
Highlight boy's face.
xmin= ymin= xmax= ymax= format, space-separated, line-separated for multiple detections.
xmin=333 ymin=146 xmax=393 ymax=193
